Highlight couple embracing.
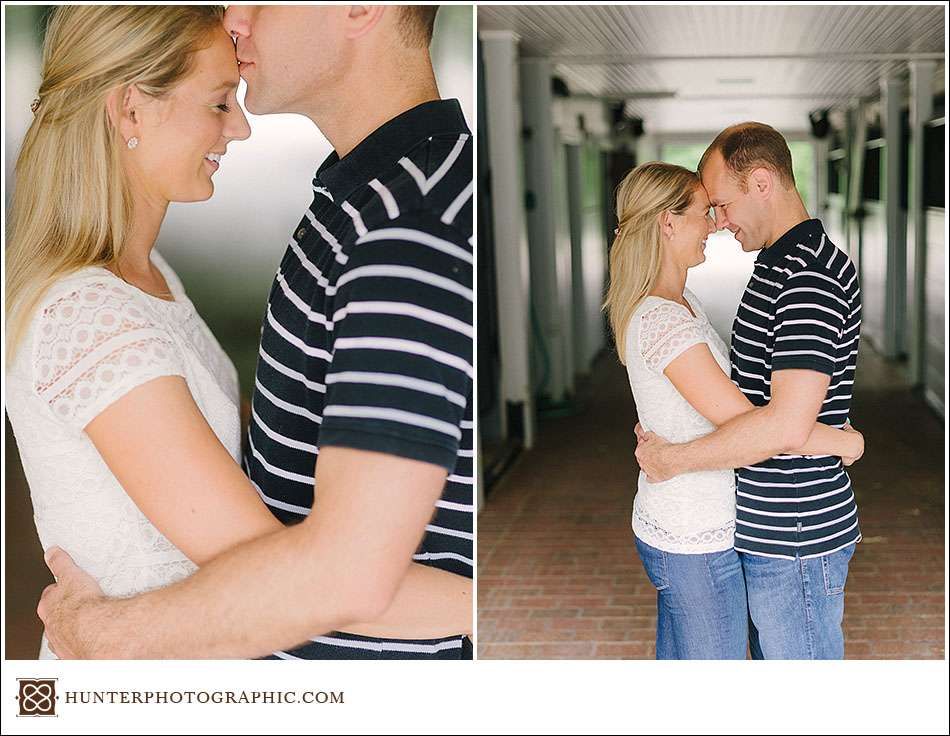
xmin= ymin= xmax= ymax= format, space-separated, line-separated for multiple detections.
xmin=608 ymin=123 xmax=864 ymax=660
xmin=6 ymin=5 xmax=473 ymax=659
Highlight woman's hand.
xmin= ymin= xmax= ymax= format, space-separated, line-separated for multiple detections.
xmin=840 ymin=422 xmax=864 ymax=466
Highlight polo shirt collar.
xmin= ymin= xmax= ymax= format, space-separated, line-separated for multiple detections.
xmin=314 ymin=98 xmax=469 ymax=203
xmin=756 ymin=218 xmax=825 ymax=267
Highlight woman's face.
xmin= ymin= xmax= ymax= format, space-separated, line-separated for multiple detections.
xmin=666 ymin=185 xmax=717 ymax=269
xmin=123 ymin=27 xmax=251 ymax=206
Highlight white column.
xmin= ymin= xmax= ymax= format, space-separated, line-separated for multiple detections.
xmin=814 ymin=136 xmax=829 ymax=220
xmin=907 ymin=60 xmax=936 ymax=385
xmin=845 ymin=101 xmax=867 ymax=268
xmin=479 ymin=30 xmax=535 ymax=448
xmin=881 ymin=72 xmax=907 ymax=359
xmin=636 ymin=134 xmax=661 ymax=164
xmin=520 ymin=58 xmax=573 ymax=403
xmin=565 ymin=144 xmax=589 ymax=375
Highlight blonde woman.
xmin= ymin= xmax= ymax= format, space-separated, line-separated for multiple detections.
xmin=5 ymin=5 xmax=470 ymax=659
xmin=604 ymin=162 xmax=863 ymax=659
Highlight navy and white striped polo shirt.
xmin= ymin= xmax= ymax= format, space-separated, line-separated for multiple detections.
xmin=731 ymin=219 xmax=862 ymax=559
xmin=245 ymin=99 xmax=473 ymax=659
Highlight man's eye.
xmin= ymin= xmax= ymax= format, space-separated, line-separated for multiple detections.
xmin=216 ymin=103 xmax=232 ymax=113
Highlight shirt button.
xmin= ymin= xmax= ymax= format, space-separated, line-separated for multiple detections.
xmin=296 ymin=227 xmax=307 ymax=240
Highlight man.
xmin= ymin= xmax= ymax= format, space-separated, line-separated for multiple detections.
xmin=635 ymin=122 xmax=862 ymax=659
xmin=38 ymin=5 xmax=473 ymax=659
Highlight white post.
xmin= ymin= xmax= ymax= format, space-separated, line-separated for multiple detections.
xmin=881 ymin=72 xmax=907 ymax=359
xmin=846 ymin=101 xmax=867 ymax=268
xmin=566 ymin=144 xmax=589 ymax=375
xmin=520 ymin=58 xmax=573 ymax=403
xmin=636 ymin=133 xmax=661 ymax=164
xmin=814 ymin=136 xmax=829 ymax=220
xmin=907 ymin=60 xmax=936 ymax=385
xmin=479 ymin=30 xmax=536 ymax=448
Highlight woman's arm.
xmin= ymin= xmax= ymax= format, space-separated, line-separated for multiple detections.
xmin=662 ymin=344 xmax=863 ymax=462
xmin=84 ymin=375 xmax=471 ymax=640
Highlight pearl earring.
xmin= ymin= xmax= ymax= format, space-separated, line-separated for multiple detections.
xmin=127 ymin=137 xmax=138 ymax=150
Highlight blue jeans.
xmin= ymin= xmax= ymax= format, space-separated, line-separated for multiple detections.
xmin=740 ymin=543 xmax=856 ymax=660
xmin=635 ymin=537 xmax=748 ymax=659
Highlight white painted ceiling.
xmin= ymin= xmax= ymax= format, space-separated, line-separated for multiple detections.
xmin=478 ymin=5 xmax=946 ymax=134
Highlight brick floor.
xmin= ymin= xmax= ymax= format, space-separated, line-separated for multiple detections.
xmin=477 ymin=345 xmax=945 ymax=660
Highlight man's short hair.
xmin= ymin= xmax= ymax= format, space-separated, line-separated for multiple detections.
xmin=699 ymin=122 xmax=796 ymax=190
xmin=397 ymin=5 xmax=439 ymax=48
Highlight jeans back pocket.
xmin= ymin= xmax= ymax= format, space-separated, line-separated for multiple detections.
xmin=821 ymin=543 xmax=856 ymax=595
xmin=635 ymin=536 xmax=670 ymax=591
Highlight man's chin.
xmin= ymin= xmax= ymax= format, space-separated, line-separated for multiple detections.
xmin=243 ymin=96 xmax=261 ymax=116
xmin=242 ymin=90 xmax=268 ymax=116
xmin=736 ymin=234 xmax=759 ymax=252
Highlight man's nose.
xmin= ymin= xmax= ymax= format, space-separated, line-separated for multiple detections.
xmin=715 ymin=209 xmax=732 ymax=232
xmin=223 ymin=7 xmax=250 ymax=38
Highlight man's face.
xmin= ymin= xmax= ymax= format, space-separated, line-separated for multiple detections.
xmin=700 ymin=149 xmax=770 ymax=252
xmin=223 ymin=5 xmax=348 ymax=115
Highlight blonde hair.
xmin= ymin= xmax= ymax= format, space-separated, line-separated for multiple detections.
xmin=602 ymin=162 xmax=700 ymax=363
xmin=5 ymin=5 xmax=224 ymax=359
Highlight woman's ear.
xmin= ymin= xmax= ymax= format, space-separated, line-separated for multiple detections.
xmin=105 ymin=84 xmax=140 ymax=143
xmin=658 ymin=210 xmax=675 ymax=241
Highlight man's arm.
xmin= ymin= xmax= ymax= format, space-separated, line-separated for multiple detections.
xmin=637 ymin=263 xmax=854 ymax=482
xmin=40 ymin=446 xmax=453 ymax=659
xmin=635 ymin=368 xmax=832 ymax=482
xmin=658 ymin=343 xmax=863 ymax=461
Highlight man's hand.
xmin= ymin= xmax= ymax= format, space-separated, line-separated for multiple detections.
xmin=840 ymin=421 xmax=865 ymax=467
xmin=37 ymin=547 xmax=108 ymax=659
xmin=634 ymin=423 xmax=679 ymax=483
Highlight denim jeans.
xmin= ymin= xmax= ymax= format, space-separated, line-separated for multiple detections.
xmin=635 ymin=537 xmax=748 ymax=659
xmin=740 ymin=543 xmax=856 ymax=660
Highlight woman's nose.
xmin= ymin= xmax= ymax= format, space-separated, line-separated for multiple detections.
xmin=225 ymin=103 xmax=252 ymax=142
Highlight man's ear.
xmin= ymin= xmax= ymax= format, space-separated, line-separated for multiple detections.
xmin=749 ymin=167 xmax=773 ymax=200
xmin=345 ymin=5 xmax=386 ymax=41
xmin=105 ymin=84 xmax=141 ymax=142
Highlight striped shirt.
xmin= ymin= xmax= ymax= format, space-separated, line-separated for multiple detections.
xmin=245 ymin=99 xmax=473 ymax=659
xmin=730 ymin=219 xmax=862 ymax=560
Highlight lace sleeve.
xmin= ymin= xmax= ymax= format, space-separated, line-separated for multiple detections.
xmin=32 ymin=281 xmax=186 ymax=430
xmin=637 ymin=302 xmax=705 ymax=374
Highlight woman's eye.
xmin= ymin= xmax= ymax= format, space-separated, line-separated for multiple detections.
xmin=216 ymin=103 xmax=232 ymax=113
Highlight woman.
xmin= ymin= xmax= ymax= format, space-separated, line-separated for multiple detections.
xmin=5 ymin=5 xmax=470 ymax=659
xmin=603 ymin=162 xmax=863 ymax=659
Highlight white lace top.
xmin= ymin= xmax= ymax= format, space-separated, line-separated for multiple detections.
xmin=625 ymin=289 xmax=736 ymax=554
xmin=5 ymin=251 xmax=241 ymax=658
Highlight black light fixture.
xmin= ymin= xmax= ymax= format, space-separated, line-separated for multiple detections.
xmin=809 ymin=109 xmax=831 ymax=139
xmin=609 ymin=102 xmax=644 ymax=140
xmin=628 ymin=116 xmax=644 ymax=139
xmin=551 ymin=76 xmax=570 ymax=98
xmin=609 ymin=102 xmax=626 ymax=127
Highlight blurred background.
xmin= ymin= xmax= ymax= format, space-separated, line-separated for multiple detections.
xmin=476 ymin=5 xmax=945 ymax=659
xmin=3 ymin=3 xmax=473 ymax=659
